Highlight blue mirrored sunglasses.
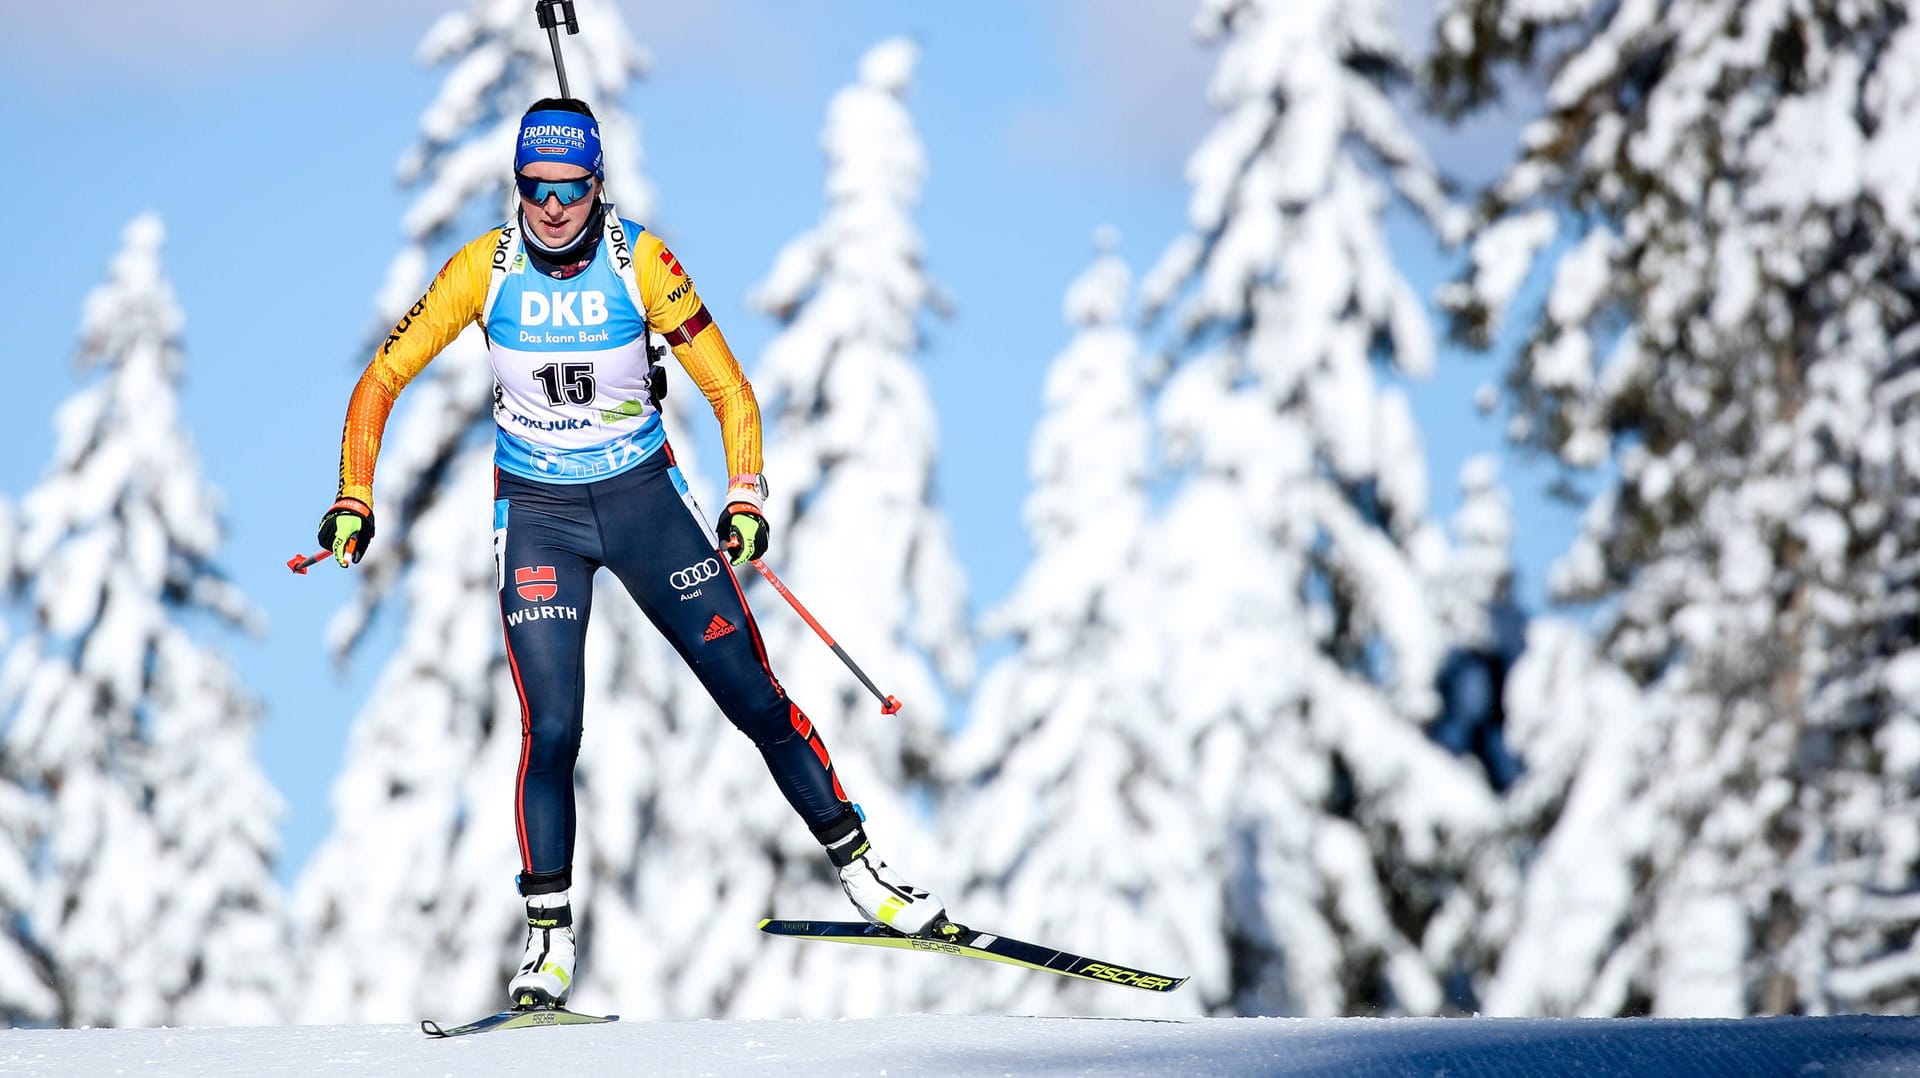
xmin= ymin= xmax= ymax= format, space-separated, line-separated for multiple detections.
xmin=514 ymin=172 xmax=597 ymax=206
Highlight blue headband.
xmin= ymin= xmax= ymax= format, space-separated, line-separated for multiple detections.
xmin=515 ymin=109 xmax=603 ymax=175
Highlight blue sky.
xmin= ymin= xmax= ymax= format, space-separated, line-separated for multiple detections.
xmin=0 ymin=0 xmax=1581 ymax=882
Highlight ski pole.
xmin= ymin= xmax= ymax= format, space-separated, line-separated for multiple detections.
xmin=737 ymin=548 xmax=902 ymax=716
xmin=534 ymin=0 xmax=581 ymax=97
xmin=286 ymin=543 xmax=353 ymax=575
xmin=286 ymin=551 xmax=329 ymax=575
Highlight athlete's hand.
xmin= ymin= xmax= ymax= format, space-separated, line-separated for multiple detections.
xmin=717 ymin=503 xmax=769 ymax=566
xmin=317 ymin=498 xmax=376 ymax=567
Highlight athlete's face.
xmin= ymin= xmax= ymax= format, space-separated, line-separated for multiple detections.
xmin=517 ymin=161 xmax=600 ymax=247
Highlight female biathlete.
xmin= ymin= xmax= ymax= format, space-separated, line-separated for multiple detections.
xmin=317 ymin=97 xmax=946 ymax=1009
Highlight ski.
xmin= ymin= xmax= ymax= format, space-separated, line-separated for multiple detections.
xmin=758 ymin=919 xmax=1187 ymax=993
xmin=420 ymin=1004 xmax=618 ymax=1038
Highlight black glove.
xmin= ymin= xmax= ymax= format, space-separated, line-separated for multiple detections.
xmin=317 ymin=498 xmax=376 ymax=566
xmin=716 ymin=503 xmax=768 ymax=566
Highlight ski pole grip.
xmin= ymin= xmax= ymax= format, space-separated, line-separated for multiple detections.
xmin=535 ymin=0 xmax=580 ymax=33
xmin=534 ymin=0 xmax=579 ymax=96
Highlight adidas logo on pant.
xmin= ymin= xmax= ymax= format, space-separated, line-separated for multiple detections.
xmin=703 ymin=614 xmax=736 ymax=641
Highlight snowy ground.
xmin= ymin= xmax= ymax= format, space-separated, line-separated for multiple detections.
xmin=3 ymin=1013 xmax=1917 ymax=1077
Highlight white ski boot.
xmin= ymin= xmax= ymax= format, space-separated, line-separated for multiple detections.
xmin=508 ymin=891 xmax=576 ymax=1008
xmin=828 ymin=829 xmax=950 ymax=937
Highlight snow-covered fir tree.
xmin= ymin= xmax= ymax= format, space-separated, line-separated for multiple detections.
xmin=0 ymin=214 xmax=288 ymax=1027
xmin=292 ymin=0 xmax=691 ymax=1023
xmin=1428 ymin=456 xmax=1524 ymax=792
xmin=143 ymin=637 xmax=289 ymax=1027
xmin=712 ymin=37 xmax=973 ymax=1017
xmin=0 ymin=779 xmax=46 ymax=1028
xmin=1432 ymin=0 xmax=1920 ymax=1016
xmin=1427 ymin=617 xmax=1654 ymax=1016
xmin=0 ymin=496 xmax=55 ymax=1028
xmin=1138 ymin=0 xmax=1496 ymax=1015
xmin=939 ymin=231 xmax=1210 ymax=1015
xmin=1432 ymin=457 xmax=1516 ymax=660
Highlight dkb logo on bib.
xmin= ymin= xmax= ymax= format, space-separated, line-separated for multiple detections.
xmin=522 ymin=290 xmax=609 ymax=327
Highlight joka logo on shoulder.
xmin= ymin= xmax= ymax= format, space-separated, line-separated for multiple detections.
xmin=515 ymin=565 xmax=559 ymax=602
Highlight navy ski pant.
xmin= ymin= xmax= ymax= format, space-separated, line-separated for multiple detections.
xmin=493 ymin=448 xmax=853 ymax=893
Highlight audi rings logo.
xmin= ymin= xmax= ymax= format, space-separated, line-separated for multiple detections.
xmin=670 ymin=558 xmax=721 ymax=591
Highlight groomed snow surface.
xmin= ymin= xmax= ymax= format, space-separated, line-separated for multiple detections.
xmin=4 ymin=1013 xmax=1918 ymax=1077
